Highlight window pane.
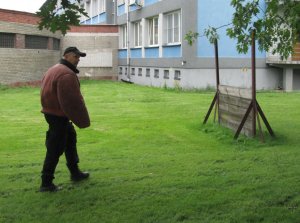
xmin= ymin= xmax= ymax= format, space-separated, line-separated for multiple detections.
xmin=154 ymin=18 xmax=158 ymax=44
xmin=167 ymin=15 xmax=173 ymax=43
xmin=174 ymin=13 xmax=180 ymax=42
xmin=0 ymin=33 xmax=15 ymax=48
xmin=53 ymin=38 xmax=60 ymax=50
xmin=25 ymin=35 xmax=48 ymax=49
xmin=168 ymin=29 xmax=173 ymax=43
xmin=122 ymin=25 xmax=127 ymax=48
xmin=165 ymin=11 xmax=181 ymax=44
xmin=138 ymin=22 xmax=142 ymax=46
xmin=134 ymin=23 xmax=138 ymax=46
xmin=149 ymin=19 xmax=153 ymax=45
xmin=134 ymin=21 xmax=142 ymax=47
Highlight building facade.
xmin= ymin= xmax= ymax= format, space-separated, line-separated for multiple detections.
xmin=0 ymin=8 xmax=119 ymax=85
xmin=79 ymin=0 xmax=300 ymax=91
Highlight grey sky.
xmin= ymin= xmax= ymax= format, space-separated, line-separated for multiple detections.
xmin=0 ymin=0 xmax=46 ymax=13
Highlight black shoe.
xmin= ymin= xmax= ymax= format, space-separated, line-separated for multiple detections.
xmin=39 ymin=183 xmax=61 ymax=192
xmin=71 ymin=171 xmax=90 ymax=182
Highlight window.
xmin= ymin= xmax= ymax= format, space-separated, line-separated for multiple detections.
xmin=131 ymin=68 xmax=135 ymax=75
xmin=134 ymin=21 xmax=142 ymax=47
xmin=148 ymin=17 xmax=158 ymax=45
xmin=164 ymin=70 xmax=169 ymax=79
xmin=125 ymin=67 xmax=128 ymax=75
xmin=120 ymin=25 xmax=127 ymax=48
xmin=174 ymin=70 xmax=181 ymax=80
xmin=53 ymin=38 xmax=60 ymax=50
xmin=165 ymin=10 xmax=181 ymax=44
xmin=138 ymin=68 xmax=142 ymax=76
xmin=146 ymin=68 xmax=150 ymax=77
xmin=154 ymin=69 xmax=159 ymax=78
xmin=0 ymin=33 xmax=15 ymax=48
xmin=119 ymin=67 xmax=123 ymax=75
xmin=25 ymin=35 xmax=48 ymax=49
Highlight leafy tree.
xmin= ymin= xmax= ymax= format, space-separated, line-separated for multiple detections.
xmin=227 ymin=0 xmax=300 ymax=59
xmin=36 ymin=0 xmax=88 ymax=35
xmin=185 ymin=0 xmax=300 ymax=59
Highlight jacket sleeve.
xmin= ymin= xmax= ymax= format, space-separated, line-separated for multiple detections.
xmin=57 ymin=74 xmax=90 ymax=128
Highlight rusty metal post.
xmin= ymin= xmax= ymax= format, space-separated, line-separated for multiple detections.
xmin=214 ymin=39 xmax=220 ymax=123
xmin=251 ymin=30 xmax=257 ymax=136
xmin=203 ymin=39 xmax=221 ymax=125
xmin=215 ymin=39 xmax=220 ymax=87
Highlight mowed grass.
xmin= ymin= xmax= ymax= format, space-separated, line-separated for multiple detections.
xmin=0 ymin=80 xmax=299 ymax=223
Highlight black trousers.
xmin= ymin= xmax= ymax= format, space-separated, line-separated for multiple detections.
xmin=41 ymin=114 xmax=79 ymax=178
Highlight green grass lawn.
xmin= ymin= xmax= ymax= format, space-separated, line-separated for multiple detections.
xmin=0 ymin=80 xmax=299 ymax=223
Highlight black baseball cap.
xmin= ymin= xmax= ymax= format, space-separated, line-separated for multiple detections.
xmin=63 ymin=47 xmax=86 ymax=57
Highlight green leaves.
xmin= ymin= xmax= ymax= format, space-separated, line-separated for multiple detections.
xmin=227 ymin=0 xmax=300 ymax=59
xmin=204 ymin=26 xmax=219 ymax=44
xmin=184 ymin=27 xmax=219 ymax=46
xmin=184 ymin=31 xmax=200 ymax=46
xmin=36 ymin=0 xmax=88 ymax=35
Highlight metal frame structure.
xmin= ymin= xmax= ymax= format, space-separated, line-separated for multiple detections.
xmin=203 ymin=30 xmax=275 ymax=141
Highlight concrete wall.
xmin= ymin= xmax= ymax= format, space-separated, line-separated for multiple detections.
xmin=62 ymin=25 xmax=119 ymax=80
xmin=0 ymin=49 xmax=60 ymax=85
xmin=118 ymin=66 xmax=282 ymax=90
xmin=0 ymin=9 xmax=61 ymax=85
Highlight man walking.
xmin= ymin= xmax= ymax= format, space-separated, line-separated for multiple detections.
xmin=40 ymin=47 xmax=90 ymax=192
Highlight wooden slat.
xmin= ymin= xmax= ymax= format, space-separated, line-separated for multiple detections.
xmin=219 ymin=94 xmax=251 ymax=109
xmin=219 ymin=85 xmax=252 ymax=99
xmin=219 ymin=101 xmax=253 ymax=121
xmin=218 ymin=85 xmax=254 ymax=137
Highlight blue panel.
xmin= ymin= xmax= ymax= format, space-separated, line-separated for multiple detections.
xmin=197 ymin=0 xmax=265 ymax=58
xmin=130 ymin=48 xmax=142 ymax=58
xmin=145 ymin=47 xmax=159 ymax=58
xmin=118 ymin=4 xmax=125 ymax=16
xmin=144 ymin=0 xmax=159 ymax=6
xmin=99 ymin=12 xmax=106 ymax=23
xmin=118 ymin=49 xmax=127 ymax=58
xmin=163 ymin=45 xmax=181 ymax=58
xmin=92 ymin=15 xmax=98 ymax=24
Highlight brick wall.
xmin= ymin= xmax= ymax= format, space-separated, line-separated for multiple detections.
xmin=0 ymin=9 xmax=39 ymax=25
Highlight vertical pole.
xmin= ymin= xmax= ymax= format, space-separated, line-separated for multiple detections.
xmin=214 ymin=39 xmax=220 ymax=88
xmin=126 ymin=0 xmax=131 ymax=81
xmin=214 ymin=39 xmax=220 ymax=123
xmin=114 ymin=0 xmax=118 ymax=24
xmin=251 ymin=30 xmax=256 ymax=136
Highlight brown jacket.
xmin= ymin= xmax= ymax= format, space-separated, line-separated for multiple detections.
xmin=41 ymin=61 xmax=90 ymax=128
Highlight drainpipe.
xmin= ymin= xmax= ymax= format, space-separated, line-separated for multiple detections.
xmin=113 ymin=0 xmax=117 ymax=24
xmin=126 ymin=0 xmax=131 ymax=82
